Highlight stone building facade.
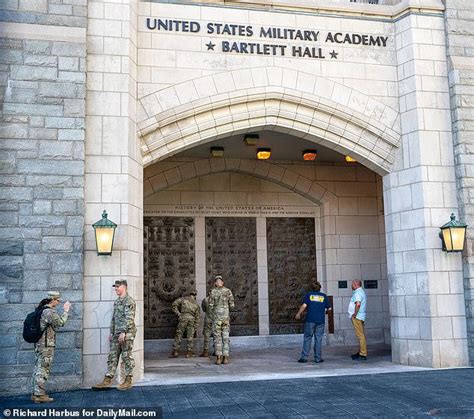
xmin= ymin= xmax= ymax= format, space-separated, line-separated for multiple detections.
xmin=0 ymin=0 xmax=473 ymax=395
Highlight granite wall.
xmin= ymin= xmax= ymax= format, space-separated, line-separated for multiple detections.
xmin=0 ymin=0 xmax=86 ymax=395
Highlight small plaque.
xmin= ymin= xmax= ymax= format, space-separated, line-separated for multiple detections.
xmin=364 ymin=280 xmax=378 ymax=289
xmin=338 ymin=281 xmax=348 ymax=289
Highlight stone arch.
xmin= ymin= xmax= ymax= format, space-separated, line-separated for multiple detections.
xmin=138 ymin=67 xmax=401 ymax=176
xmin=144 ymin=158 xmax=337 ymax=209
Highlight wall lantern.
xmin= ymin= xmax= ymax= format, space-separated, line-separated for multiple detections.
xmin=92 ymin=210 xmax=117 ymax=255
xmin=439 ymin=213 xmax=467 ymax=253
xmin=257 ymin=148 xmax=271 ymax=160
xmin=303 ymin=150 xmax=317 ymax=161
xmin=345 ymin=155 xmax=357 ymax=163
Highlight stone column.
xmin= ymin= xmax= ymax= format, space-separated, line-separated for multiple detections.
xmin=384 ymin=12 xmax=468 ymax=367
xmin=195 ymin=217 xmax=206 ymax=337
xmin=444 ymin=0 xmax=474 ymax=365
xmin=256 ymin=217 xmax=269 ymax=335
xmin=83 ymin=0 xmax=143 ymax=385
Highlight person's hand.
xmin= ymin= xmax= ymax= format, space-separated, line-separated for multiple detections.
xmin=295 ymin=313 xmax=301 ymax=320
xmin=63 ymin=301 xmax=71 ymax=312
xmin=351 ymin=314 xmax=356 ymax=320
xmin=108 ymin=334 xmax=112 ymax=342
xmin=118 ymin=332 xmax=126 ymax=343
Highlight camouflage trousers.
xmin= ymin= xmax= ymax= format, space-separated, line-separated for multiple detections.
xmin=202 ymin=316 xmax=213 ymax=351
xmin=33 ymin=345 xmax=54 ymax=396
xmin=173 ymin=316 xmax=197 ymax=352
xmin=213 ymin=318 xmax=230 ymax=356
xmin=106 ymin=335 xmax=135 ymax=378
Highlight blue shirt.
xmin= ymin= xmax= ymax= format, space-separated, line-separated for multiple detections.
xmin=303 ymin=291 xmax=331 ymax=324
xmin=351 ymin=287 xmax=367 ymax=321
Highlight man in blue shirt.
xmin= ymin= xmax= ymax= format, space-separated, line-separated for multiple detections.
xmin=295 ymin=281 xmax=332 ymax=363
xmin=348 ymin=279 xmax=368 ymax=360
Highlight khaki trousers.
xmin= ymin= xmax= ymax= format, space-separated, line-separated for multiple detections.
xmin=351 ymin=317 xmax=367 ymax=356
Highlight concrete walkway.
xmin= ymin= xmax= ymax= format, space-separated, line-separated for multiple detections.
xmin=1 ymin=368 xmax=473 ymax=418
xmin=142 ymin=344 xmax=429 ymax=386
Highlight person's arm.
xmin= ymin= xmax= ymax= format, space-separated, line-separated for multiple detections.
xmin=295 ymin=303 xmax=307 ymax=320
xmin=171 ymin=298 xmax=182 ymax=317
xmin=48 ymin=302 xmax=71 ymax=330
xmin=352 ymin=301 xmax=361 ymax=319
xmin=118 ymin=298 xmax=136 ymax=343
xmin=228 ymin=290 xmax=235 ymax=310
xmin=326 ymin=297 xmax=332 ymax=314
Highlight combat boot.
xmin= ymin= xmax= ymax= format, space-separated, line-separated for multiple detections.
xmin=117 ymin=376 xmax=133 ymax=391
xmin=199 ymin=350 xmax=209 ymax=357
xmin=223 ymin=356 xmax=229 ymax=365
xmin=169 ymin=349 xmax=179 ymax=358
xmin=216 ymin=356 xmax=222 ymax=365
xmin=186 ymin=350 xmax=194 ymax=358
xmin=91 ymin=376 xmax=113 ymax=390
xmin=32 ymin=395 xmax=54 ymax=403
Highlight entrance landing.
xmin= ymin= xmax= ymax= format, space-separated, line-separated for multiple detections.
xmin=141 ymin=344 xmax=429 ymax=387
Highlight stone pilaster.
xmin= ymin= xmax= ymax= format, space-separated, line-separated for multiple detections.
xmin=444 ymin=0 xmax=474 ymax=365
xmin=384 ymin=11 xmax=468 ymax=367
xmin=83 ymin=0 xmax=142 ymax=385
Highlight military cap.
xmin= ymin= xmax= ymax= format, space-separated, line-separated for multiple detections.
xmin=112 ymin=279 xmax=128 ymax=287
xmin=214 ymin=275 xmax=223 ymax=281
xmin=48 ymin=291 xmax=61 ymax=300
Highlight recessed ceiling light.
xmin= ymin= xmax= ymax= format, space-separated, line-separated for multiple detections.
xmin=210 ymin=146 xmax=224 ymax=157
xmin=243 ymin=134 xmax=259 ymax=146
xmin=302 ymin=150 xmax=317 ymax=161
xmin=257 ymin=148 xmax=271 ymax=160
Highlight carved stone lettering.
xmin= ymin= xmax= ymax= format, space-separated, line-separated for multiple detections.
xmin=267 ymin=218 xmax=317 ymax=335
xmin=144 ymin=217 xmax=195 ymax=339
xmin=205 ymin=217 xmax=259 ymax=336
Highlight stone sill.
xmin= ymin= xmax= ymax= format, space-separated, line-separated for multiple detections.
xmin=147 ymin=0 xmax=445 ymax=19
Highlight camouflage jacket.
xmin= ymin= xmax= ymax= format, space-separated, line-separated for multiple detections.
xmin=110 ymin=294 xmax=136 ymax=337
xmin=208 ymin=286 xmax=235 ymax=320
xmin=172 ymin=296 xmax=200 ymax=324
xmin=201 ymin=296 xmax=213 ymax=320
xmin=37 ymin=305 xmax=69 ymax=348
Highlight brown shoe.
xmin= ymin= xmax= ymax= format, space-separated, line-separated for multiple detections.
xmin=216 ymin=356 xmax=222 ymax=365
xmin=32 ymin=394 xmax=54 ymax=403
xmin=199 ymin=350 xmax=209 ymax=357
xmin=223 ymin=356 xmax=229 ymax=365
xmin=169 ymin=349 xmax=179 ymax=358
xmin=92 ymin=376 xmax=113 ymax=390
xmin=117 ymin=375 xmax=133 ymax=391
xmin=186 ymin=351 xmax=194 ymax=358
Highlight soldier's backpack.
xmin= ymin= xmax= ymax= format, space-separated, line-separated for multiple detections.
xmin=22 ymin=307 xmax=46 ymax=343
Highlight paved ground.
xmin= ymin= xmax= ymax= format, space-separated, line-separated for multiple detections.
xmin=143 ymin=345 xmax=429 ymax=386
xmin=1 ymin=368 xmax=473 ymax=418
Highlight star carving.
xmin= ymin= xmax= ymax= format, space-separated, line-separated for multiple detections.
xmin=206 ymin=41 xmax=216 ymax=51
xmin=329 ymin=50 xmax=338 ymax=59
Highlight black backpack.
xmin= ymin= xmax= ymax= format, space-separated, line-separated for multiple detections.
xmin=23 ymin=307 xmax=46 ymax=343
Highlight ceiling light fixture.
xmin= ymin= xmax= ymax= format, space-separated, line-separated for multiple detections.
xmin=243 ymin=133 xmax=259 ymax=146
xmin=302 ymin=150 xmax=318 ymax=161
xmin=210 ymin=146 xmax=224 ymax=158
xmin=345 ymin=155 xmax=357 ymax=163
xmin=257 ymin=148 xmax=271 ymax=160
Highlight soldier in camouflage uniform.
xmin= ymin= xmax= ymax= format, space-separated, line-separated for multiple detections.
xmin=199 ymin=290 xmax=213 ymax=357
xmin=92 ymin=279 xmax=136 ymax=391
xmin=208 ymin=275 xmax=235 ymax=365
xmin=32 ymin=291 xmax=71 ymax=403
xmin=170 ymin=291 xmax=200 ymax=358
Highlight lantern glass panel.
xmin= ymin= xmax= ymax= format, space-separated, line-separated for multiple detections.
xmin=443 ymin=226 xmax=466 ymax=252
xmin=95 ymin=227 xmax=115 ymax=254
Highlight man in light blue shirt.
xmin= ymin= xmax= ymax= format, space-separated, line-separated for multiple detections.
xmin=348 ymin=279 xmax=367 ymax=360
